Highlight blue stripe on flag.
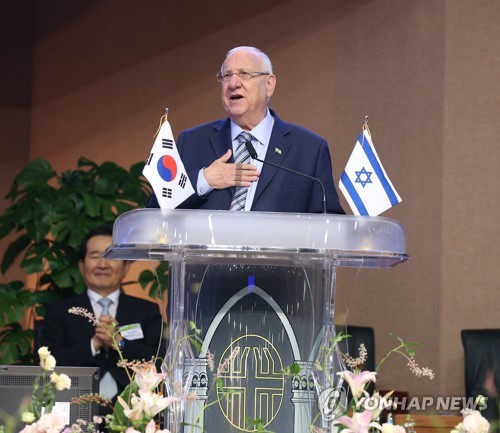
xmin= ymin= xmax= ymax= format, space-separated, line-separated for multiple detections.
xmin=341 ymin=171 xmax=368 ymax=216
xmin=360 ymin=134 xmax=399 ymax=206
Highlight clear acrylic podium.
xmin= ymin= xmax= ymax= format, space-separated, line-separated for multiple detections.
xmin=105 ymin=209 xmax=408 ymax=433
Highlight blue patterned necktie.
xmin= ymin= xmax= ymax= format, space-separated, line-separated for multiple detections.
xmin=230 ymin=131 xmax=254 ymax=211
xmin=96 ymin=296 xmax=118 ymax=399
xmin=98 ymin=297 xmax=112 ymax=316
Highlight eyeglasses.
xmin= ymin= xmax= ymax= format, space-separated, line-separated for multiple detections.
xmin=216 ymin=70 xmax=271 ymax=83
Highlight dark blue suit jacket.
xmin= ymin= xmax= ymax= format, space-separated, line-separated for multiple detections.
xmin=147 ymin=110 xmax=344 ymax=214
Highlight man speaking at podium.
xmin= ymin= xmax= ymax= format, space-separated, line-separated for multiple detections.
xmin=147 ymin=46 xmax=344 ymax=214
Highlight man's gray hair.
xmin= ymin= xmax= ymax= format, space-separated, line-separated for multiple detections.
xmin=224 ymin=46 xmax=273 ymax=73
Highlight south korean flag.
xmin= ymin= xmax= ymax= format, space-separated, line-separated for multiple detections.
xmin=143 ymin=119 xmax=194 ymax=209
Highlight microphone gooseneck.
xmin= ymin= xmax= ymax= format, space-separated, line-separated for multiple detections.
xmin=244 ymin=140 xmax=327 ymax=213
xmin=244 ymin=140 xmax=259 ymax=159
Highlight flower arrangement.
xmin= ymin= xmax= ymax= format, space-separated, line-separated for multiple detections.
xmin=0 ymin=302 xmax=188 ymax=433
xmin=1 ymin=315 xmax=445 ymax=433
xmin=0 ymin=345 xmax=179 ymax=433
xmin=65 ymin=307 xmax=184 ymax=433
xmin=313 ymin=332 xmax=435 ymax=433
xmin=21 ymin=348 xmax=72 ymax=432
xmin=0 ymin=346 xmax=82 ymax=433
xmin=2 ymin=305 xmax=260 ymax=433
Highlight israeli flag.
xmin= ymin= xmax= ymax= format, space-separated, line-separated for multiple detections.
xmin=143 ymin=120 xmax=195 ymax=209
xmin=339 ymin=130 xmax=402 ymax=216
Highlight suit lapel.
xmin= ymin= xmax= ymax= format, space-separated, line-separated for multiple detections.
xmin=252 ymin=114 xmax=291 ymax=206
xmin=116 ymin=293 xmax=143 ymax=326
xmin=209 ymin=119 xmax=237 ymax=205
xmin=208 ymin=118 xmax=233 ymax=161
xmin=115 ymin=292 xmax=130 ymax=324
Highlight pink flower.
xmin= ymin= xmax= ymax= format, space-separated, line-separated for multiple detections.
xmin=145 ymin=419 xmax=157 ymax=433
xmin=68 ymin=307 xmax=98 ymax=325
xmin=119 ymin=390 xmax=180 ymax=421
xmin=38 ymin=412 xmax=65 ymax=433
xmin=131 ymin=363 xmax=165 ymax=391
xmin=139 ymin=390 xmax=180 ymax=418
xmin=118 ymin=394 xmax=145 ymax=421
xmin=338 ymin=370 xmax=377 ymax=399
xmin=332 ymin=409 xmax=382 ymax=433
xmin=142 ymin=420 xmax=171 ymax=433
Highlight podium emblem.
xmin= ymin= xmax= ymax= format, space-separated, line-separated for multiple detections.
xmin=216 ymin=334 xmax=284 ymax=431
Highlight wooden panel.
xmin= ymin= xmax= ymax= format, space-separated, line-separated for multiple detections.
xmin=394 ymin=414 xmax=462 ymax=433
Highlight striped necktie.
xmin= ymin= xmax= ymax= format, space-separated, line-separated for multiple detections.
xmin=230 ymin=131 xmax=253 ymax=211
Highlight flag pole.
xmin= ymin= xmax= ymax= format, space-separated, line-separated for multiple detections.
xmin=154 ymin=107 xmax=170 ymax=137
xmin=363 ymin=115 xmax=371 ymax=136
xmin=362 ymin=115 xmax=372 ymax=146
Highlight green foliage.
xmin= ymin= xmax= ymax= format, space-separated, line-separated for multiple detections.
xmin=245 ymin=417 xmax=274 ymax=432
xmin=377 ymin=332 xmax=424 ymax=371
xmin=0 ymin=322 xmax=34 ymax=364
xmin=0 ymin=157 xmax=155 ymax=365
xmin=138 ymin=261 xmax=169 ymax=300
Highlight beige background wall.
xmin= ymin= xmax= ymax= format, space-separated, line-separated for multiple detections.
xmin=0 ymin=3 xmax=32 ymax=282
xmin=2 ymin=0 xmax=499 ymax=402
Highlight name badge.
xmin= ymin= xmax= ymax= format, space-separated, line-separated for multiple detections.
xmin=119 ymin=323 xmax=144 ymax=340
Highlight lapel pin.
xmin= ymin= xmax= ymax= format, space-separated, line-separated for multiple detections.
xmin=274 ymin=147 xmax=282 ymax=154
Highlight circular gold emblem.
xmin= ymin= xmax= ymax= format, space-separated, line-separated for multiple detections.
xmin=216 ymin=334 xmax=285 ymax=431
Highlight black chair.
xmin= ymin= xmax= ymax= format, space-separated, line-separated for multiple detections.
xmin=461 ymin=329 xmax=500 ymax=422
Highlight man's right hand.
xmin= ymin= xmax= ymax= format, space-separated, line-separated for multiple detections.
xmin=92 ymin=315 xmax=119 ymax=352
xmin=203 ymin=149 xmax=259 ymax=189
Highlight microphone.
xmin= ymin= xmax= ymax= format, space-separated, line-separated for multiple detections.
xmin=244 ymin=141 xmax=327 ymax=213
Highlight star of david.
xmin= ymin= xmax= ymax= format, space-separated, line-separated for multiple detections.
xmin=354 ymin=167 xmax=373 ymax=188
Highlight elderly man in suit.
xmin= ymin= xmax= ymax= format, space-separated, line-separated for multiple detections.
xmin=40 ymin=225 xmax=164 ymax=406
xmin=147 ymin=46 xmax=344 ymax=214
